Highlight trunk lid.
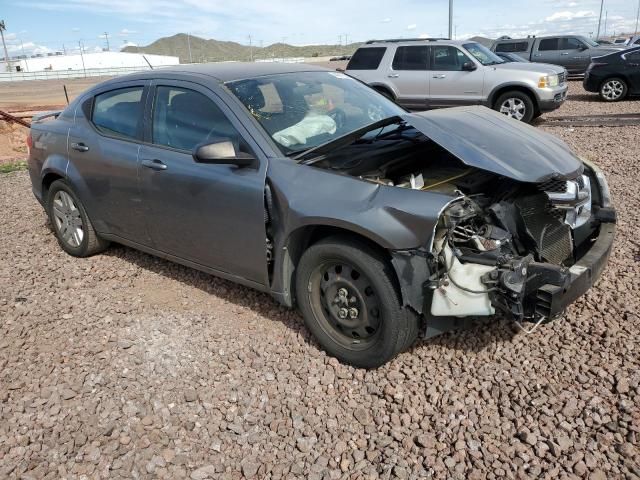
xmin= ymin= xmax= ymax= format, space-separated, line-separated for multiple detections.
xmin=401 ymin=106 xmax=583 ymax=183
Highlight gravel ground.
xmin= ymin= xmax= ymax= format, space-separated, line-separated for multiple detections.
xmin=1 ymin=89 xmax=639 ymax=479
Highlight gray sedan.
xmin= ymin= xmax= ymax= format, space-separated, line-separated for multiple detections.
xmin=27 ymin=63 xmax=616 ymax=367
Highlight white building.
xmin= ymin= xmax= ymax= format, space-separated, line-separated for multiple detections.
xmin=2 ymin=51 xmax=179 ymax=73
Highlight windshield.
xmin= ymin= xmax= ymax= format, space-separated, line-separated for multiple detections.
xmin=582 ymin=37 xmax=599 ymax=47
xmin=226 ymin=71 xmax=405 ymax=155
xmin=463 ymin=42 xmax=505 ymax=65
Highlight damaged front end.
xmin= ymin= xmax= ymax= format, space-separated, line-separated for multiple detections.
xmin=426 ymin=165 xmax=615 ymax=327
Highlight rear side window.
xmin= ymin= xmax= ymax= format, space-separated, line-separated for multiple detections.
xmin=392 ymin=46 xmax=429 ymax=70
xmin=538 ymin=38 xmax=560 ymax=51
xmin=152 ymin=86 xmax=246 ymax=152
xmin=92 ymin=87 xmax=143 ymax=139
xmin=495 ymin=42 xmax=529 ymax=53
xmin=347 ymin=47 xmax=386 ymax=70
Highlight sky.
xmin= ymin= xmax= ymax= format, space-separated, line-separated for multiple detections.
xmin=1 ymin=0 xmax=639 ymax=57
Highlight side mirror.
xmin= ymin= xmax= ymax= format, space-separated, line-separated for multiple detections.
xmin=461 ymin=61 xmax=477 ymax=71
xmin=193 ymin=138 xmax=256 ymax=168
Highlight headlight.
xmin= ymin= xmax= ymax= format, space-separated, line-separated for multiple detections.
xmin=538 ymin=74 xmax=559 ymax=88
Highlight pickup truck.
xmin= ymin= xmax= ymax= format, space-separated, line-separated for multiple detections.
xmin=492 ymin=35 xmax=627 ymax=75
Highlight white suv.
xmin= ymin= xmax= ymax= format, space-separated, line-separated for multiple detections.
xmin=346 ymin=38 xmax=568 ymax=123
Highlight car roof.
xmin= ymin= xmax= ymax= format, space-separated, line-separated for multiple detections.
xmin=102 ymin=62 xmax=331 ymax=84
xmin=362 ymin=38 xmax=470 ymax=47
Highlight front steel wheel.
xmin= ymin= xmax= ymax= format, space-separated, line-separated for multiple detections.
xmin=599 ymin=78 xmax=627 ymax=102
xmin=295 ymin=236 xmax=419 ymax=368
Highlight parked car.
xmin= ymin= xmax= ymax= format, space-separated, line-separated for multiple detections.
xmin=27 ymin=63 xmax=616 ymax=367
xmin=613 ymin=38 xmax=629 ymax=45
xmin=346 ymin=38 xmax=568 ymax=123
xmin=492 ymin=35 xmax=627 ymax=75
xmin=628 ymin=35 xmax=640 ymax=47
xmin=495 ymin=52 xmax=530 ymax=63
xmin=583 ymin=46 xmax=640 ymax=101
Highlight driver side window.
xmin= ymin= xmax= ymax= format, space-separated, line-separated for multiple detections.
xmin=152 ymin=86 xmax=244 ymax=152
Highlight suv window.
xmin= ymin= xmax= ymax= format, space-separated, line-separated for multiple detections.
xmin=495 ymin=42 xmax=529 ymax=53
xmin=562 ymin=37 xmax=585 ymax=49
xmin=538 ymin=38 xmax=560 ymax=51
xmin=347 ymin=47 xmax=386 ymax=70
xmin=392 ymin=46 xmax=429 ymax=70
xmin=92 ymin=87 xmax=143 ymax=139
xmin=152 ymin=86 xmax=244 ymax=152
xmin=431 ymin=46 xmax=472 ymax=71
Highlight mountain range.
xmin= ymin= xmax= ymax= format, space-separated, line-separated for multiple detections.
xmin=122 ymin=33 xmax=360 ymax=63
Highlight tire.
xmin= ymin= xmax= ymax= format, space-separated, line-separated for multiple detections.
xmin=599 ymin=78 xmax=628 ymax=102
xmin=295 ymin=236 xmax=419 ymax=368
xmin=494 ymin=91 xmax=535 ymax=123
xmin=46 ymin=179 xmax=109 ymax=257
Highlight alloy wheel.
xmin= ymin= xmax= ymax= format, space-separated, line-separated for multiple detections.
xmin=52 ymin=190 xmax=84 ymax=248
xmin=499 ymin=98 xmax=526 ymax=121
xmin=309 ymin=261 xmax=382 ymax=349
xmin=601 ymin=80 xmax=624 ymax=101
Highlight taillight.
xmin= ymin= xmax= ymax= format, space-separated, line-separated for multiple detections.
xmin=26 ymin=132 xmax=33 ymax=153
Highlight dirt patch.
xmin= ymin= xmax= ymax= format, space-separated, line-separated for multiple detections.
xmin=0 ymin=122 xmax=28 ymax=165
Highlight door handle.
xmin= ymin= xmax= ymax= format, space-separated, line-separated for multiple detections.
xmin=432 ymin=74 xmax=446 ymax=79
xmin=71 ymin=142 xmax=89 ymax=152
xmin=141 ymin=159 xmax=168 ymax=171
xmin=387 ymin=73 xmax=399 ymax=78
xmin=533 ymin=54 xmax=542 ymax=57
xmin=561 ymin=52 xmax=569 ymax=55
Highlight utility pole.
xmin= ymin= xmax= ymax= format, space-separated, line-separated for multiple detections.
xmin=187 ymin=33 xmax=192 ymax=63
xmin=0 ymin=20 xmax=11 ymax=72
xmin=448 ymin=0 xmax=453 ymax=39
xmin=344 ymin=33 xmax=349 ymax=46
xmin=248 ymin=35 xmax=253 ymax=62
xmin=338 ymin=35 xmax=342 ymax=46
xmin=78 ymin=40 xmax=87 ymax=77
xmin=596 ymin=0 xmax=604 ymax=39
xmin=604 ymin=10 xmax=608 ymax=38
xmin=635 ymin=0 xmax=640 ymax=34
xmin=103 ymin=31 xmax=110 ymax=51
xmin=20 ymin=39 xmax=29 ymax=72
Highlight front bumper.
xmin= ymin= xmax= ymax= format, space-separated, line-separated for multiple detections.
xmin=538 ymin=86 xmax=568 ymax=112
xmin=529 ymin=218 xmax=615 ymax=319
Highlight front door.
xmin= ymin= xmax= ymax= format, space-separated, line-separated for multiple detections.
xmin=67 ymin=81 xmax=151 ymax=243
xmin=427 ymin=45 xmax=484 ymax=107
xmin=533 ymin=37 xmax=562 ymax=66
xmin=138 ymin=80 xmax=268 ymax=284
xmin=386 ymin=45 xmax=430 ymax=109
xmin=560 ymin=37 xmax=590 ymax=74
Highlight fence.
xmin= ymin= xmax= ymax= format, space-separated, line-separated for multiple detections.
xmin=0 ymin=65 xmax=157 ymax=83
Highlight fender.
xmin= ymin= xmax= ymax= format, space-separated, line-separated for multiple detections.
xmin=486 ymin=81 xmax=541 ymax=107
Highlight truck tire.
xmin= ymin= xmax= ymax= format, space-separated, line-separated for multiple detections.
xmin=494 ymin=91 xmax=535 ymax=123
xmin=295 ymin=236 xmax=419 ymax=368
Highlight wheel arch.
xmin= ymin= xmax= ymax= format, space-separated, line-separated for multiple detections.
xmin=273 ymin=224 xmax=405 ymax=309
xmin=41 ymin=171 xmax=66 ymax=203
xmin=488 ymin=83 xmax=539 ymax=109
xmin=369 ymin=83 xmax=396 ymax=99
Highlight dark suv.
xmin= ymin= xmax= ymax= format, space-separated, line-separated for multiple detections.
xmin=27 ymin=63 xmax=615 ymax=367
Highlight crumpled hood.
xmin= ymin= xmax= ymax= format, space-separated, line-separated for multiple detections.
xmin=401 ymin=106 xmax=583 ymax=183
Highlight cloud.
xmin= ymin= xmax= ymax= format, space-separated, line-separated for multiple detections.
xmin=545 ymin=10 xmax=595 ymax=22
xmin=406 ymin=24 xmax=417 ymax=30
xmin=118 ymin=28 xmax=138 ymax=37
xmin=381 ymin=18 xmax=391 ymax=23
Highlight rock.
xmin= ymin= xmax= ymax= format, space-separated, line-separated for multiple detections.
xmin=555 ymin=435 xmax=573 ymax=452
xmin=184 ymin=390 xmax=198 ymax=402
xmin=353 ymin=407 xmax=371 ymax=426
xmin=296 ymin=436 xmax=316 ymax=453
xmin=518 ymin=431 xmax=537 ymax=446
xmin=191 ymin=465 xmax=217 ymax=480
xmin=241 ymin=457 xmax=261 ymax=478
xmin=615 ymin=377 xmax=630 ymax=394
xmin=60 ymin=388 xmax=76 ymax=400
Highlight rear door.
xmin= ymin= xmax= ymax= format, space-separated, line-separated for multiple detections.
xmin=386 ymin=45 xmax=430 ymax=109
xmin=67 ymin=81 xmax=151 ymax=243
xmin=624 ymin=50 xmax=640 ymax=92
xmin=138 ymin=79 xmax=268 ymax=284
xmin=533 ymin=37 xmax=562 ymax=66
xmin=427 ymin=45 xmax=484 ymax=106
